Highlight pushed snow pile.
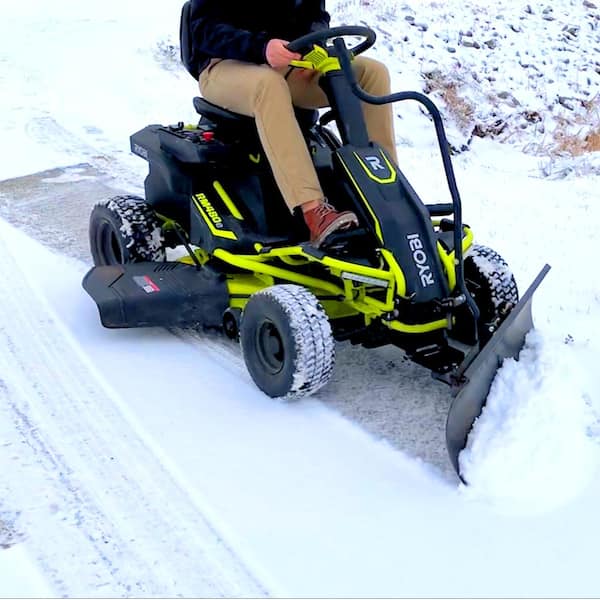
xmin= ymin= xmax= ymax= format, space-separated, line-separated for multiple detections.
xmin=460 ymin=330 xmax=600 ymax=514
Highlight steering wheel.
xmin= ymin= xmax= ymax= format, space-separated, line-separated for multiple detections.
xmin=286 ymin=25 xmax=376 ymax=57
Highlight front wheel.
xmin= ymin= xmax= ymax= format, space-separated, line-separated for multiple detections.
xmin=464 ymin=244 xmax=519 ymax=346
xmin=240 ymin=285 xmax=335 ymax=399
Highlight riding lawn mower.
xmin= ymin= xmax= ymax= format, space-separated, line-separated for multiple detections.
xmin=83 ymin=4 xmax=550 ymax=480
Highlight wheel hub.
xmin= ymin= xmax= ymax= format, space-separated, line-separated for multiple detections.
xmin=256 ymin=321 xmax=285 ymax=374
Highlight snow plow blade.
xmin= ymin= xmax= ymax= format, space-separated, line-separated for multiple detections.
xmin=446 ymin=264 xmax=551 ymax=482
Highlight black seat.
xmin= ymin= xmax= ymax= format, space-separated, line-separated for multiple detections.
xmin=192 ymin=96 xmax=318 ymax=132
xmin=193 ymin=96 xmax=255 ymax=127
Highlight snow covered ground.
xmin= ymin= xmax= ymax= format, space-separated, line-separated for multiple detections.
xmin=1 ymin=0 xmax=599 ymax=596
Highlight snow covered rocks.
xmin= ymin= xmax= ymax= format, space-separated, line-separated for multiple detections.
xmin=335 ymin=0 xmax=600 ymax=173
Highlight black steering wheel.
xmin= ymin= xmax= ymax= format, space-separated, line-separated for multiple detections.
xmin=287 ymin=25 xmax=376 ymax=57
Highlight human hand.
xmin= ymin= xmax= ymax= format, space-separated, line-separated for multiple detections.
xmin=265 ymin=39 xmax=301 ymax=68
xmin=293 ymin=68 xmax=318 ymax=81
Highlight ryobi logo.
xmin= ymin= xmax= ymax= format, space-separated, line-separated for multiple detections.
xmin=365 ymin=155 xmax=385 ymax=171
xmin=132 ymin=143 xmax=148 ymax=160
xmin=407 ymin=233 xmax=435 ymax=287
xmin=354 ymin=150 xmax=396 ymax=184
xmin=194 ymin=193 xmax=223 ymax=229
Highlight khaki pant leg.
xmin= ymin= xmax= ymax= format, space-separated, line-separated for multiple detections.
xmin=199 ymin=60 xmax=323 ymax=212
xmin=286 ymin=57 xmax=398 ymax=163
xmin=352 ymin=56 xmax=398 ymax=163
xmin=286 ymin=69 xmax=329 ymax=108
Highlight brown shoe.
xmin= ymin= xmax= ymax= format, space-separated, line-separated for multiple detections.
xmin=303 ymin=201 xmax=359 ymax=247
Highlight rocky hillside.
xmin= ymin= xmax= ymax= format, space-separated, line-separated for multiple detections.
xmin=333 ymin=0 xmax=600 ymax=175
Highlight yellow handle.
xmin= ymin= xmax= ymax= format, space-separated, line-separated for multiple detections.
xmin=289 ymin=59 xmax=316 ymax=70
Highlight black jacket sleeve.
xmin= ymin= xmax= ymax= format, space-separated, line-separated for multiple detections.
xmin=190 ymin=0 xmax=269 ymax=66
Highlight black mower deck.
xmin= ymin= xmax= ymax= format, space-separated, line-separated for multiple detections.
xmin=83 ymin=261 xmax=229 ymax=329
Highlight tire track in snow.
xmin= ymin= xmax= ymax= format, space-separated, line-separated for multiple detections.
xmin=169 ymin=328 xmax=247 ymax=377
xmin=170 ymin=326 xmax=454 ymax=479
xmin=0 ymin=231 xmax=267 ymax=597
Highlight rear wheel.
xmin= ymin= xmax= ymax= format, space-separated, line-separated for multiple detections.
xmin=89 ymin=195 xmax=165 ymax=266
xmin=240 ymin=284 xmax=335 ymax=398
xmin=464 ymin=244 xmax=519 ymax=345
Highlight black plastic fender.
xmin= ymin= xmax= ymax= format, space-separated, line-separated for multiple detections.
xmin=82 ymin=261 xmax=229 ymax=329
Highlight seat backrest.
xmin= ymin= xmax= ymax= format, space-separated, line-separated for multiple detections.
xmin=180 ymin=1 xmax=198 ymax=79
